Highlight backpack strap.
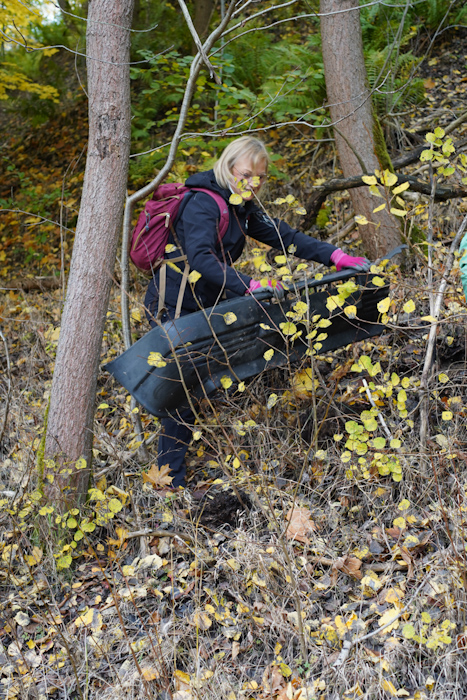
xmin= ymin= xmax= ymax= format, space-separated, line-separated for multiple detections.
xmin=157 ymin=254 xmax=190 ymax=321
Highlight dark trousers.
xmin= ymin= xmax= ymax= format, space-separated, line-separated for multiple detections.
xmin=158 ymin=409 xmax=194 ymax=487
xmin=147 ymin=301 xmax=195 ymax=488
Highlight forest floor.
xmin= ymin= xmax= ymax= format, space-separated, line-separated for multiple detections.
xmin=1 ymin=26 xmax=467 ymax=700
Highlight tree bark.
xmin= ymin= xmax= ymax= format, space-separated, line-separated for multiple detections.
xmin=43 ymin=0 xmax=134 ymax=506
xmin=320 ymin=0 xmax=401 ymax=259
xmin=192 ymin=0 xmax=214 ymax=52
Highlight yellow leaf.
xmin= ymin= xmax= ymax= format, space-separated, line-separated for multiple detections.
xmin=371 ymin=276 xmax=385 ymax=287
xmin=264 ymin=348 xmax=274 ymax=361
xmin=392 ymin=181 xmax=410 ymax=194
xmin=25 ymin=546 xmax=43 ymax=566
xmin=390 ymin=207 xmax=407 ymax=217
xmin=381 ymin=679 xmax=398 ymax=696
xmin=355 ymin=215 xmax=369 ymax=225
xmin=223 ymin=312 xmax=237 ymax=325
xmin=402 ymin=623 xmax=415 ymax=639
xmin=373 ymin=203 xmax=386 ymax=213
xmin=292 ymin=368 xmax=318 ymax=399
xmin=393 ymin=516 xmax=406 ymax=530
xmin=421 ymin=315 xmax=437 ymax=323
xmin=108 ymin=498 xmax=123 ymax=514
xmin=377 ymin=297 xmax=391 ymax=313
xmin=403 ymin=300 xmax=415 ymax=314
xmin=378 ymin=607 xmax=400 ymax=634
xmin=141 ymin=666 xmax=159 ymax=680
xmin=384 ymin=587 xmax=404 ymax=604
xmin=188 ymin=270 xmax=201 ymax=284
xmin=362 ymin=175 xmax=378 ymax=185
xmin=174 ymin=669 xmax=191 ymax=690
xmin=438 ymin=373 xmax=449 ymax=384
xmin=75 ymin=457 xmax=87 ymax=470
xmin=280 ymin=321 xmax=297 ymax=335
xmin=398 ymin=499 xmax=410 ymax=511
xmin=381 ymin=170 xmax=398 ymax=187
xmin=147 ymin=352 xmax=167 ymax=368
xmin=229 ymin=193 xmax=243 ymax=205
xmin=267 ymin=393 xmax=278 ymax=409
xmin=344 ymin=305 xmax=357 ymax=319
xmin=220 ymin=375 xmax=232 ymax=389
xmin=75 ymin=608 xmax=103 ymax=632
xmin=130 ymin=307 xmax=142 ymax=322
xmin=190 ymin=611 xmax=212 ymax=630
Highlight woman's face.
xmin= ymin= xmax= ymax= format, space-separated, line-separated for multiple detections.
xmin=231 ymin=155 xmax=268 ymax=197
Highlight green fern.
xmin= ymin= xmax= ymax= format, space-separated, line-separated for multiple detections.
xmin=365 ymin=47 xmax=425 ymax=115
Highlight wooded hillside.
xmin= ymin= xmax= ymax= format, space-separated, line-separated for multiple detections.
xmin=1 ymin=2 xmax=467 ymax=698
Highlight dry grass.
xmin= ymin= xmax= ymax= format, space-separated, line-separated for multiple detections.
xmin=1 ymin=202 xmax=467 ymax=699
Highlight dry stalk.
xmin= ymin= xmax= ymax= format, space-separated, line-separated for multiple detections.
xmin=419 ymin=214 xmax=467 ymax=448
xmin=333 ymin=573 xmax=429 ymax=670
xmin=0 ymin=329 xmax=11 ymax=446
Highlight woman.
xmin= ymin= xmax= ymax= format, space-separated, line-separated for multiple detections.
xmin=145 ymin=136 xmax=370 ymax=489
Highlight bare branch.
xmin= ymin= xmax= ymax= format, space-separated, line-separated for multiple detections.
xmin=177 ymin=0 xmax=221 ymax=83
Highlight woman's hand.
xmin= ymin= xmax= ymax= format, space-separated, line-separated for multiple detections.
xmin=246 ymin=278 xmax=285 ymax=300
xmin=330 ymin=249 xmax=371 ymax=272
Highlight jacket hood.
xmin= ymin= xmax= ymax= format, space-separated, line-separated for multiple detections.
xmin=185 ymin=169 xmax=229 ymax=198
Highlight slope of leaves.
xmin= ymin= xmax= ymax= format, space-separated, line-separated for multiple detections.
xmin=2 ymin=16 xmax=467 ymax=700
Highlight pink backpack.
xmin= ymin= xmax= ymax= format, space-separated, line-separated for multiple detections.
xmin=130 ymin=183 xmax=229 ymax=271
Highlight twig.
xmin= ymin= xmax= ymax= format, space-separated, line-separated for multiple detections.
xmin=177 ymin=0 xmax=221 ymax=84
xmin=419 ymin=214 xmax=467 ymax=449
xmin=0 ymin=329 xmax=11 ymax=446
xmin=333 ymin=573 xmax=429 ymax=669
xmin=362 ymin=378 xmax=393 ymax=439
xmin=124 ymin=528 xmax=194 ymax=543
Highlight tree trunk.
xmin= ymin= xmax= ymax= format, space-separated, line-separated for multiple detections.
xmin=320 ymin=0 xmax=401 ymax=259
xmin=191 ymin=0 xmax=214 ymax=53
xmin=43 ymin=0 xmax=134 ymax=506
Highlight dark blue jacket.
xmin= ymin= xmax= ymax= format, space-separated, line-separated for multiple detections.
xmin=145 ymin=169 xmax=338 ymax=321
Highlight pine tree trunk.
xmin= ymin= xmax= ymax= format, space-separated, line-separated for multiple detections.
xmin=320 ymin=0 xmax=401 ymax=259
xmin=43 ymin=0 xmax=134 ymax=506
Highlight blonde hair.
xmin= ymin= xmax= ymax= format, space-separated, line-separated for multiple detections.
xmin=213 ymin=136 xmax=270 ymax=189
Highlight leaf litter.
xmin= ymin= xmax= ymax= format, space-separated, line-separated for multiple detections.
xmin=1 ymin=29 xmax=467 ymax=700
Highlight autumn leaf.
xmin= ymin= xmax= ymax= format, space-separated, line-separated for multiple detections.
xmin=143 ymin=463 xmax=173 ymax=489
xmin=286 ymin=507 xmax=317 ymax=544
xmin=331 ymin=555 xmax=363 ymax=584
xmin=141 ymin=666 xmax=160 ymax=680
xmin=75 ymin=608 xmax=103 ymax=632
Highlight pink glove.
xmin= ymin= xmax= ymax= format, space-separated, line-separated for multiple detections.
xmin=330 ymin=249 xmax=371 ymax=272
xmin=246 ymin=279 xmax=285 ymax=300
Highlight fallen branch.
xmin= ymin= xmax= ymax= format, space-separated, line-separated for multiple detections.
xmin=304 ymin=172 xmax=467 ymax=227
xmin=124 ymin=528 xmax=195 ymax=543
xmin=2 ymin=277 xmax=61 ymax=292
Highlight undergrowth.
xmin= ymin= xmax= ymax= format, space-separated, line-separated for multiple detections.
xmin=1 ymin=187 xmax=467 ymax=698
